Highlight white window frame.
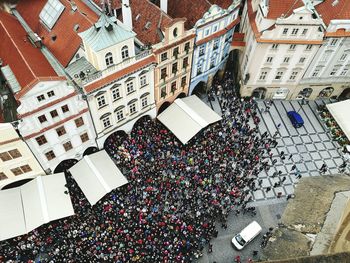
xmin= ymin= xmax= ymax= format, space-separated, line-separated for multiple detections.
xmin=121 ymin=46 xmax=129 ymax=60
xmin=116 ymin=110 xmax=124 ymax=121
xmin=299 ymin=57 xmax=306 ymax=63
xmin=330 ymin=39 xmax=338 ymax=46
xmin=275 ymin=71 xmax=284 ymax=80
xmin=340 ymin=69 xmax=348 ymax=76
xmin=283 ymin=57 xmax=290 ymax=63
xmin=141 ymin=97 xmax=148 ymax=108
xmin=102 ymin=117 xmax=111 ymax=128
xmin=340 ymin=53 xmax=348 ymax=61
xmin=266 ymin=56 xmax=273 ymax=63
xmin=97 ymin=95 xmax=106 ymax=108
xmin=312 ymin=69 xmax=320 ymax=77
xmin=271 ymin=44 xmax=279 ymax=50
xmin=289 ymin=71 xmax=298 ymax=80
xmin=259 ymin=71 xmax=268 ymax=80
xmin=112 ymin=87 xmax=121 ymax=101
xmin=140 ymin=75 xmax=147 ymax=87
xmin=291 ymin=28 xmax=299 ymax=35
xmin=126 ymin=81 xmax=134 ymax=94
xmin=282 ymin=28 xmax=288 ymax=35
xmin=129 ymin=103 xmax=137 ymax=114
xmin=105 ymin=52 xmax=113 ymax=67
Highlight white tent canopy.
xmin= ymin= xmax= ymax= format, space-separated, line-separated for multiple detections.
xmin=327 ymin=99 xmax=350 ymax=140
xmin=157 ymin=95 xmax=222 ymax=144
xmin=69 ymin=150 xmax=128 ymax=206
xmin=0 ymin=173 xmax=74 ymax=241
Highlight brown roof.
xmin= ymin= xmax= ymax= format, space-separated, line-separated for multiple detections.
xmin=92 ymin=0 xmax=121 ymax=10
xmin=126 ymin=0 xmax=173 ymax=45
xmin=315 ymin=0 xmax=350 ymax=26
xmin=0 ymin=12 xmax=62 ymax=99
xmin=16 ymin=0 xmax=98 ymax=67
xmin=266 ymin=0 xmax=304 ymax=19
xmin=209 ymin=0 xmax=234 ymax=10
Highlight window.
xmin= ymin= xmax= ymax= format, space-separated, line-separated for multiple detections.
xmin=39 ymin=0 xmax=65 ymax=29
xmin=11 ymin=168 xmax=23 ymax=176
xmin=173 ymin=47 xmax=179 ymax=57
xmin=302 ymin=29 xmax=308 ymax=35
xmin=0 ymin=152 xmax=12 ymax=162
xmin=283 ymin=57 xmax=290 ymax=63
xmin=0 ymin=172 xmax=6 ymax=180
xmin=340 ymin=69 xmax=348 ymax=76
xmin=21 ymin=165 xmax=32 ymax=173
xmin=289 ymin=44 xmax=296 ymax=50
xmin=289 ymin=71 xmax=298 ymax=80
xmin=112 ymin=87 xmax=121 ymax=100
xmin=312 ymin=69 xmax=320 ymax=77
xmin=173 ymin=27 xmax=178 ymax=37
xmin=213 ymin=39 xmax=219 ymax=50
xmin=330 ymin=68 xmax=338 ymax=76
xmin=45 ymin=150 xmax=56 ymax=161
xmin=63 ymin=141 xmax=73 ymax=152
xmin=172 ymin=62 xmax=178 ymax=74
xmin=129 ymin=103 xmax=137 ymax=114
xmin=271 ymin=44 xmax=279 ymax=50
xmin=306 ymin=44 xmax=312 ymax=51
xmin=199 ymin=45 xmax=205 ymax=56
xmin=47 ymin=90 xmax=55 ymax=97
xmin=259 ymin=71 xmax=268 ymax=80
xmin=171 ymin=81 xmax=177 ymax=93
xmin=141 ymin=97 xmax=148 ymax=108
xmin=205 ymin=29 xmax=210 ymax=36
xmin=36 ymin=135 xmax=47 ymax=146
xmin=282 ymin=28 xmax=288 ymax=35
xmin=61 ymin=105 xmax=69 ymax=113
xmin=161 ymin=52 xmax=168 ymax=62
xmin=38 ymin=115 xmax=47 ymax=123
xmin=330 ymin=39 xmax=338 ymax=46
xmin=184 ymin=42 xmax=190 ymax=52
xmin=291 ymin=28 xmax=299 ymax=35
xmin=299 ymin=57 xmax=306 ymax=63
xmin=321 ymin=52 xmax=330 ymax=62
xmin=37 ymin=94 xmax=45 ymax=102
xmin=140 ymin=75 xmax=147 ymax=87
xmin=97 ymin=95 xmax=106 ymax=108
xmin=75 ymin=117 xmax=84 ymax=127
xmin=126 ymin=82 xmax=134 ymax=94
xmin=116 ymin=109 xmax=124 ymax=121
xmin=105 ymin=52 xmax=113 ymax=67
xmin=183 ymin=57 xmax=188 ymax=69
xmin=161 ymin=68 xmax=167 ymax=80
xmin=197 ymin=64 xmax=203 ymax=75
xmin=213 ymin=24 xmax=218 ymax=32
xmin=121 ymin=46 xmax=129 ymax=60
xmin=102 ymin=117 xmax=111 ymax=128
xmin=50 ymin=110 xmax=58 ymax=118
xmin=210 ymin=56 xmax=216 ymax=68
xmin=275 ymin=71 xmax=284 ymax=80
xmin=181 ymin=76 xmax=187 ymax=87
xmin=80 ymin=132 xmax=89 ymax=143
xmin=266 ymin=56 xmax=273 ymax=63
xmin=56 ymin=126 xmax=66 ymax=136
xmin=8 ymin=149 xmax=21 ymax=159
xmin=340 ymin=53 xmax=348 ymax=61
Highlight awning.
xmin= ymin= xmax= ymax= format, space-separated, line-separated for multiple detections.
xmin=69 ymin=150 xmax=128 ymax=206
xmin=0 ymin=173 xmax=74 ymax=241
xmin=327 ymin=99 xmax=350 ymax=140
xmin=157 ymin=95 xmax=222 ymax=144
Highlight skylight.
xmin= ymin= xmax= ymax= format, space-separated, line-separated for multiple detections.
xmin=39 ymin=0 xmax=65 ymax=30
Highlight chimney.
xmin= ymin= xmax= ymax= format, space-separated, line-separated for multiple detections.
xmin=160 ymin=0 xmax=167 ymax=14
xmin=122 ymin=0 xmax=133 ymax=30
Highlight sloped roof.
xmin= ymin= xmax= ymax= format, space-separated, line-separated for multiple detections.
xmin=266 ymin=0 xmax=304 ymax=19
xmin=79 ymin=14 xmax=136 ymax=52
xmin=16 ymin=0 xmax=98 ymax=67
xmin=209 ymin=0 xmax=235 ymax=10
xmin=315 ymin=0 xmax=350 ymax=26
xmin=92 ymin=0 xmax=121 ymax=10
xmin=124 ymin=0 xmax=173 ymax=45
xmin=0 ymin=12 xmax=61 ymax=98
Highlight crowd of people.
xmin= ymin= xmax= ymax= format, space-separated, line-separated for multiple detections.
xmin=1 ymin=72 xmax=284 ymax=262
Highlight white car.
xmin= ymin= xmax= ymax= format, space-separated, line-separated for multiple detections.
xmin=232 ymin=221 xmax=262 ymax=250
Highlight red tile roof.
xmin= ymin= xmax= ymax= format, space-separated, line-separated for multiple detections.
xmin=16 ymin=0 xmax=98 ymax=67
xmin=92 ymin=0 xmax=121 ymax=10
xmin=315 ymin=0 xmax=350 ymax=26
xmin=266 ymin=0 xmax=304 ymax=19
xmin=124 ymin=0 xmax=173 ymax=45
xmin=0 ymin=12 xmax=62 ymax=99
xmin=209 ymin=0 xmax=234 ymax=10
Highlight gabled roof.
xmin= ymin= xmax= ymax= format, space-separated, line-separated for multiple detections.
xmin=79 ymin=14 xmax=136 ymax=52
xmin=0 ymin=12 xmax=62 ymax=99
xmin=315 ymin=0 xmax=350 ymax=26
xmin=16 ymin=0 xmax=98 ymax=67
xmin=125 ymin=0 xmax=173 ymax=45
xmin=266 ymin=0 xmax=304 ymax=19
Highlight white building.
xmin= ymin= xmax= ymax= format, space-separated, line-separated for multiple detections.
xmin=0 ymin=11 xmax=97 ymax=173
xmin=0 ymin=123 xmax=45 ymax=189
xmin=239 ymin=0 xmax=325 ymax=100
xmin=75 ymin=14 xmax=157 ymax=148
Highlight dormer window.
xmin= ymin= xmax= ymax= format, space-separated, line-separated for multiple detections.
xmin=105 ymin=52 xmax=113 ymax=67
xmin=121 ymin=46 xmax=129 ymax=60
xmin=39 ymin=0 xmax=65 ymax=29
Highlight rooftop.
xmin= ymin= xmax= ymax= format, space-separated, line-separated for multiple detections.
xmin=16 ymin=0 xmax=99 ymax=67
xmin=265 ymin=0 xmax=304 ymax=20
xmin=315 ymin=0 xmax=350 ymax=26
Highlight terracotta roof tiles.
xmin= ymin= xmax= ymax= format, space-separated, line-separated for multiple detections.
xmin=266 ymin=0 xmax=304 ymax=19
xmin=315 ymin=0 xmax=350 ymax=26
xmin=16 ymin=0 xmax=98 ymax=67
xmin=209 ymin=0 xmax=234 ymax=10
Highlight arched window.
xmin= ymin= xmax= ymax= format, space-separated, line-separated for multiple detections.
xmin=121 ymin=46 xmax=129 ymax=60
xmin=105 ymin=52 xmax=113 ymax=67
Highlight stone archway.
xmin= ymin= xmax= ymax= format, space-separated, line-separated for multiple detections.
xmin=157 ymin=101 xmax=171 ymax=115
xmin=1 ymin=178 xmax=34 ymax=190
xmin=176 ymin=92 xmax=186 ymax=99
xmin=53 ymin=159 xmax=78 ymax=173
xmin=191 ymin=81 xmax=206 ymax=97
xmin=338 ymin=88 xmax=350 ymax=101
xmin=83 ymin=146 xmax=99 ymax=156
xmin=252 ymin=87 xmax=267 ymax=100
xmin=103 ymin=130 xmax=127 ymax=155
xmin=317 ymin=87 xmax=334 ymax=98
xmin=297 ymin=88 xmax=313 ymax=99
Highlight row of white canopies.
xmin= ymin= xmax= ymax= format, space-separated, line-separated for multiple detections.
xmin=0 ymin=150 xmax=128 ymax=241
xmin=0 ymin=95 xmax=221 ymax=241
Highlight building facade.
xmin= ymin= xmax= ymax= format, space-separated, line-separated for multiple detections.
xmin=0 ymin=123 xmax=45 ymax=189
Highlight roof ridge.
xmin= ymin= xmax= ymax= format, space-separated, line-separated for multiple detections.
xmin=61 ymin=0 xmax=96 ymax=26
xmin=146 ymin=0 xmax=174 ymax=21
